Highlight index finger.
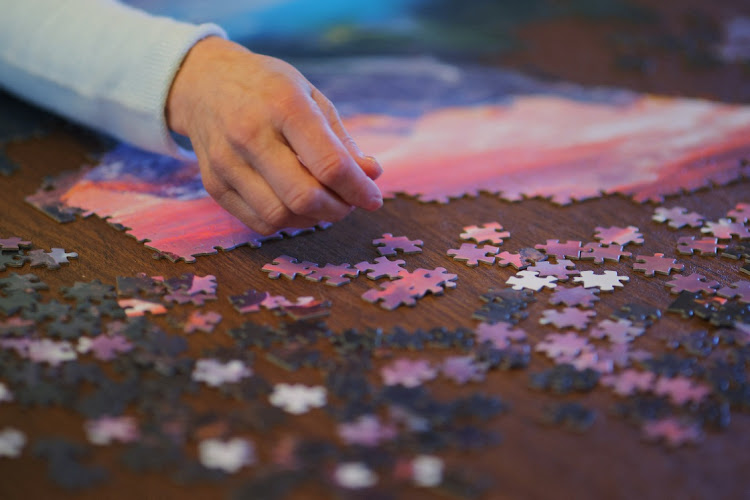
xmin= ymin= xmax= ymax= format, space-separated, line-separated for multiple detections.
xmin=278 ymin=95 xmax=382 ymax=211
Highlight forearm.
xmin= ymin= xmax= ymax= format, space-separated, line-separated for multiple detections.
xmin=0 ymin=0 xmax=225 ymax=156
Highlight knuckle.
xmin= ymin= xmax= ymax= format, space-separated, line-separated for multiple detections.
xmin=318 ymin=96 xmax=338 ymax=121
xmin=225 ymin=116 xmax=264 ymax=149
xmin=260 ymin=201 xmax=294 ymax=229
xmin=202 ymin=177 xmax=227 ymax=201
xmin=274 ymin=92 xmax=309 ymax=125
xmin=314 ymin=151 xmax=348 ymax=185
xmin=286 ymin=187 xmax=321 ymax=216
xmin=205 ymin=146 xmax=233 ymax=175
xmin=250 ymin=220 xmax=279 ymax=236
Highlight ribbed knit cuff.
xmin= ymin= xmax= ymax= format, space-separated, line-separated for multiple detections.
xmin=129 ymin=20 xmax=227 ymax=158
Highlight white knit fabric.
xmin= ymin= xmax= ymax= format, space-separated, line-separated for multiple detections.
xmin=0 ymin=0 xmax=226 ymax=157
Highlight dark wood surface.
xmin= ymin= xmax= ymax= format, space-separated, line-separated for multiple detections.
xmin=2 ymin=2 xmax=750 ymax=499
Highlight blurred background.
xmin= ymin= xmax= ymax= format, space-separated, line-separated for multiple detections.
xmin=123 ymin=0 xmax=750 ymax=102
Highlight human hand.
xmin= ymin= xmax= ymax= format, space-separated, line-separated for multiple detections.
xmin=166 ymin=37 xmax=383 ymax=235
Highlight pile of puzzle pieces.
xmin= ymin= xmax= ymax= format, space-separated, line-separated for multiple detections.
xmin=0 ymin=201 xmax=748 ymax=496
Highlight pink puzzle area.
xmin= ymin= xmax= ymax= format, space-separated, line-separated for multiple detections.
xmin=26 ymin=90 xmax=750 ymax=263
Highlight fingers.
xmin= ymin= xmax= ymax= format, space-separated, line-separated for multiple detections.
xmin=235 ymin=135 xmax=354 ymax=224
xmin=200 ymin=156 xmax=320 ymax=235
xmin=311 ymin=89 xmax=383 ymax=181
xmin=277 ymin=93 xmax=383 ymax=211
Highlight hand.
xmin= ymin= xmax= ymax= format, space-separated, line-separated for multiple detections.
xmin=166 ymin=37 xmax=383 ymax=235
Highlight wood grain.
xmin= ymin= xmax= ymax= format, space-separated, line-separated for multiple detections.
xmin=2 ymin=4 xmax=750 ymax=498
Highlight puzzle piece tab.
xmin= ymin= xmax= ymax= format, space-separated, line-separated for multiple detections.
xmin=262 ymin=255 xmax=317 ymax=280
xmin=372 ymin=233 xmax=423 ymax=256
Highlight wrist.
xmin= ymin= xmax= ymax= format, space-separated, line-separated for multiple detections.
xmin=166 ymin=36 xmax=226 ymax=136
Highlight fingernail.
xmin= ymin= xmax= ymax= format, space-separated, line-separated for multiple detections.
xmin=365 ymin=155 xmax=383 ymax=179
xmin=367 ymin=192 xmax=383 ymax=211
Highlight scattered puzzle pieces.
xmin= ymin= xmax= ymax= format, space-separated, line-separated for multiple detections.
xmin=665 ymin=274 xmax=720 ymax=295
xmin=184 ymin=311 xmax=223 ymax=334
xmin=447 ymin=243 xmax=499 ymax=267
xmin=268 ymin=384 xmax=326 ymax=415
xmin=27 ymin=248 xmax=78 ymax=270
xmin=305 ymin=263 xmax=359 ymax=286
xmin=717 ymin=281 xmax=750 ymax=303
xmin=580 ymin=243 xmax=632 ymax=264
xmin=593 ymin=226 xmax=643 ymax=246
xmin=459 ymin=222 xmax=510 ymax=245
xmin=354 ymin=257 xmax=406 ymax=280
xmin=548 ymin=286 xmax=600 ymax=308
xmin=0 ymin=237 xmax=31 ymax=251
xmin=474 ymin=322 xmax=527 ymax=348
xmin=600 ymin=370 xmax=656 ymax=396
xmin=534 ymin=240 xmax=583 ymax=260
xmin=381 ymin=359 xmax=437 ymax=387
xmin=633 ymin=253 xmax=684 ymax=276
xmin=701 ymin=218 xmax=750 ymax=240
xmin=506 ymin=271 xmax=557 ymax=291
xmin=642 ymin=418 xmax=703 ymax=447
xmin=262 ymin=255 xmax=317 ymax=280
xmin=728 ymin=202 xmax=750 ymax=223
xmin=535 ymin=332 xmax=590 ymax=360
xmin=539 ymin=307 xmax=596 ymax=330
xmin=526 ymin=259 xmax=579 ymax=281
xmin=373 ymin=233 xmax=423 ymax=256
xmin=676 ymin=236 xmax=726 ymax=256
xmin=652 ymin=206 xmax=704 ymax=229
xmin=441 ymin=355 xmax=487 ymax=384
xmin=362 ymin=268 xmax=457 ymax=310
xmin=495 ymin=248 xmax=546 ymax=270
xmin=573 ymin=271 xmax=629 ymax=291
xmin=589 ymin=319 xmax=644 ymax=343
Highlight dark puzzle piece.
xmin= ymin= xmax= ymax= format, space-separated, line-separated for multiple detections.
xmin=721 ymin=242 xmax=750 ymax=260
xmin=640 ymin=353 xmax=703 ymax=378
xmin=474 ymin=344 xmax=531 ymax=371
xmin=539 ymin=402 xmax=596 ymax=432
xmin=120 ymin=438 xmax=184 ymax=472
xmin=611 ymin=395 xmax=672 ymax=425
xmin=266 ymin=345 xmax=323 ymax=371
xmin=116 ymin=273 xmax=166 ymax=298
xmin=666 ymin=291 xmax=706 ymax=319
xmin=383 ymin=326 xmax=429 ymax=350
xmin=16 ymin=380 xmax=74 ymax=407
xmin=61 ymin=280 xmax=116 ymax=303
xmin=0 ymin=272 xmax=48 ymax=293
xmin=46 ymin=312 xmax=102 ymax=339
xmin=230 ymin=470 xmax=307 ymax=500
xmin=33 ymin=438 xmax=108 ymax=490
xmin=27 ymin=248 xmax=79 ymax=270
xmin=0 ymin=290 xmax=39 ymax=315
xmin=473 ymin=301 xmax=528 ymax=325
xmin=228 ymin=321 xmax=282 ymax=349
xmin=0 ymin=251 xmax=27 ymax=271
xmin=22 ymin=299 xmax=71 ymax=322
xmin=666 ymin=330 xmax=719 ymax=358
xmin=529 ymin=364 xmax=600 ymax=395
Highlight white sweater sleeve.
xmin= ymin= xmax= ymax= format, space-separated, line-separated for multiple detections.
xmin=0 ymin=0 xmax=226 ymax=157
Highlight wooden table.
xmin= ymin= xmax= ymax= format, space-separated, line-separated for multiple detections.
xmin=1 ymin=2 xmax=750 ymax=499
